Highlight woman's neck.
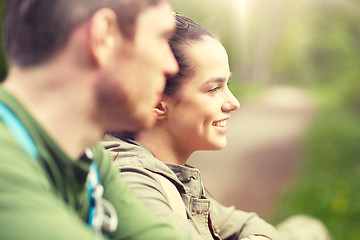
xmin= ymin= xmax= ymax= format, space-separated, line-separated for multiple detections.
xmin=137 ymin=128 xmax=192 ymax=166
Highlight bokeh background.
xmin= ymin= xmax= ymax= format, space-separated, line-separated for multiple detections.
xmin=1 ymin=0 xmax=360 ymax=239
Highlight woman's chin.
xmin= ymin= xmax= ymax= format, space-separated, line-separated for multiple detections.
xmin=207 ymin=139 xmax=227 ymax=151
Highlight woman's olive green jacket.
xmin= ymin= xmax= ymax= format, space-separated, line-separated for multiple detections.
xmin=102 ymin=137 xmax=280 ymax=240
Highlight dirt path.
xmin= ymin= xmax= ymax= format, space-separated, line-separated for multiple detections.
xmin=188 ymin=85 xmax=316 ymax=219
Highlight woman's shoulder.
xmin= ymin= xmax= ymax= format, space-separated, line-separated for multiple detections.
xmin=102 ymin=137 xmax=180 ymax=178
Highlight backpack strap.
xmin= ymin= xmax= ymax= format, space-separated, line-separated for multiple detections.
xmin=0 ymin=102 xmax=38 ymax=160
xmin=155 ymin=173 xmax=187 ymax=220
xmin=0 ymin=102 xmax=117 ymax=234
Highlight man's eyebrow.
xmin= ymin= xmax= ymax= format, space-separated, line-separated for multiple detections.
xmin=202 ymin=73 xmax=232 ymax=86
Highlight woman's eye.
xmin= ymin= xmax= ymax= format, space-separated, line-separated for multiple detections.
xmin=208 ymin=86 xmax=221 ymax=93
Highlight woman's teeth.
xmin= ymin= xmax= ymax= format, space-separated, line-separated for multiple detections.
xmin=212 ymin=120 xmax=226 ymax=127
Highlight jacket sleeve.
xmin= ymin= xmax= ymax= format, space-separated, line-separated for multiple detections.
xmin=110 ymin=162 xmax=204 ymax=240
xmin=93 ymin=144 xmax=189 ymax=240
xmin=208 ymin=197 xmax=281 ymax=240
xmin=0 ymin=127 xmax=108 ymax=240
xmin=0 ymin=128 xmax=186 ymax=240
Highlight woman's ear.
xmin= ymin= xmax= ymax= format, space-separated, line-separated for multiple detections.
xmin=154 ymin=101 xmax=168 ymax=120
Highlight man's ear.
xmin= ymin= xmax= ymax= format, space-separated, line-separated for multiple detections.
xmin=154 ymin=101 xmax=168 ymax=120
xmin=89 ymin=8 xmax=119 ymax=66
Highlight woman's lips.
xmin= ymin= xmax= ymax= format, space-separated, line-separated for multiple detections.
xmin=212 ymin=119 xmax=227 ymax=127
xmin=212 ymin=119 xmax=228 ymax=134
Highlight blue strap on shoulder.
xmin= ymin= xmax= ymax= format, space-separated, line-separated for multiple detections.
xmin=0 ymin=101 xmax=117 ymax=233
xmin=87 ymin=161 xmax=100 ymax=229
xmin=0 ymin=102 xmax=38 ymax=160
xmin=85 ymin=149 xmax=118 ymax=233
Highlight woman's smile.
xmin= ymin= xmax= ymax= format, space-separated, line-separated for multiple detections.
xmin=212 ymin=119 xmax=227 ymax=127
xmin=212 ymin=119 xmax=228 ymax=134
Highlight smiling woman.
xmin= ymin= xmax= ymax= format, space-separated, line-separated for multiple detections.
xmin=163 ymin=35 xmax=239 ymax=154
xmin=102 ymin=13 xmax=280 ymax=240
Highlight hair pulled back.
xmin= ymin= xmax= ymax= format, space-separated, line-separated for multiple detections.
xmin=164 ymin=13 xmax=216 ymax=96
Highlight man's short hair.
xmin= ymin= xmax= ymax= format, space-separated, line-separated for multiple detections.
xmin=3 ymin=0 xmax=164 ymax=67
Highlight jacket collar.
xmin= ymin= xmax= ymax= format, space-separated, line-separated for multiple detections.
xmin=103 ymin=136 xmax=185 ymax=190
xmin=103 ymin=136 xmax=204 ymax=197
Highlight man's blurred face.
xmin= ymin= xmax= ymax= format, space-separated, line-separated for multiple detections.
xmin=98 ymin=1 xmax=178 ymax=132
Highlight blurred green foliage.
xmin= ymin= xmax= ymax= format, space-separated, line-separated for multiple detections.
xmin=272 ymin=109 xmax=360 ymax=240
xmin=269 ymin=3 xmax=360 ymax=239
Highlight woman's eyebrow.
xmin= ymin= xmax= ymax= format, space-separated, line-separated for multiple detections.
xmin=202 ymin=73 xmax=232 ymax=86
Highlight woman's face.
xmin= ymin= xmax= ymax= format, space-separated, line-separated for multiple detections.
xmin=164 ymin=36 xmax=240 ymax=153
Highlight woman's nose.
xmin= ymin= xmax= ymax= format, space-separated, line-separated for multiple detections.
xmin=222 ymin=90 xmax=240 ymax=112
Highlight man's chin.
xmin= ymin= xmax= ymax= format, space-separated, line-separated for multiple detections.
xmin=105 ymin=109 xmax=156 ymax=132
xmin=137 ymin=114 xmax=157 ymax=130
xmin=123 ymin=113 xmax=156 ymax=131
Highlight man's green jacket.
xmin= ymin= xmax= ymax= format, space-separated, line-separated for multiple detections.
xmin=0 ymin=86 xmax=186 ymax=240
